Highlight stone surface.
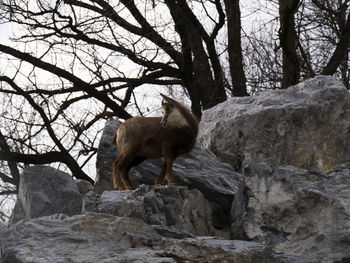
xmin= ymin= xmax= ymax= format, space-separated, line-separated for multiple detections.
xmin=75 ymin=179 xmax=94 ymax=196
xmin=7 ymin=76 xmax=350 ymax=263
xmin=94 ymin=120 xmax=121 ymax=194
xmin=0 ymin=213 xmax=314 ymax=263
xmin=198 ymin=75 xmax=350 ymax=173
xmin=234 ymin=162 xmax=350 ymax=263
xmin=94 ymin=119 xmax=241 ymax=229
xmin=9 ymin=166 xmax=83 ymax=226
xmin=0 ymin=221 xmax=6 ymax=235
xmin=84 ymin=184 xmax=216 ymax=237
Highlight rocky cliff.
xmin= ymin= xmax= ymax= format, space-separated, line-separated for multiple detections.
xmin=198 ymin=75 xmax=350 ymax=172
xmin=1 ymin=76 xmax=350 ymax=263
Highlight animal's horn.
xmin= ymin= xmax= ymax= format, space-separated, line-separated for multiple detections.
xmin=160 ymin=93 xmax=176 ymax=104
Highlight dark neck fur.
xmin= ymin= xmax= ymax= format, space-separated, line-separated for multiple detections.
xmin=174 ymin=101 xmax=199 ymax=137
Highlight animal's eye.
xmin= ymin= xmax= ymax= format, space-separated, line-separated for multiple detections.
xmin=164 ymin=104 xmax=171 ymax=112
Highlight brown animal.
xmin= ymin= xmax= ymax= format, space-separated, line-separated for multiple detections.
xmin=112 ymin=93 xmax=199 ymax=190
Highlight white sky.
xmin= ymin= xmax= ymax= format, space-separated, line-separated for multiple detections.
xmin=0 ymin=22 xmax=12 ymax=44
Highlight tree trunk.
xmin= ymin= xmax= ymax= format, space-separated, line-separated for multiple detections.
xmin=322 ymin=11 xmax=350 ymax=76
xmin=165 ymin=0 xmax=227 ymax=118
xmin=224 ymin=0 xmax=248 ymax=96
xmin=279 ymin=0 xmax=301 ymax=89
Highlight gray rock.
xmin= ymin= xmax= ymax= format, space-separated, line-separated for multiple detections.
xmin=82 ymin=190 xmax=99 ymax=213
xmin=83 ymin=185 xmax=216 ymax=237
xmin=94 ymin=120 xmax=121 ymax=194
xmin=173 ymin=147 xmax=242 ymax=229
xmin=9 ymin=166 xmax=83 ymax=226
xmin=230 ymin=179 xmax=248 ymax=240
xmin=94 ymin=119 xmax=242 ymax=229
xmin=0 ymin=221 xmax=6 ymax=251
xmin=198 ymin=75 xmax=350 ymax=173
xmin=75 ymin=179 xmax=94 ymax=196
xmin=0 ymin=221 xmax=6 ymax=234
xmin=235 ymin=162 xmax=350 ymax=263
xmin=0 ymin=213 xmax=315 ymax=263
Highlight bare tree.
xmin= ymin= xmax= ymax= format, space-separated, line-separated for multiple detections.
xmin=0 ymin=0 xmax=247 ymax=118
xmin=225 ymin=0 xmax=248 ymax=96
xmin=278 ymin=0 xmax=301 ymax=89
xmin=242 ymin=1 xmax=350 ymax=91
xmin=0 ymin=0 xmax=250 ymax=212
xmin=310 ymin=0 xmax=350 ymax=85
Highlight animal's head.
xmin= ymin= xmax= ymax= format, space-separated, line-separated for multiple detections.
xmin=160 ymin=93 xmax=189 ymax=128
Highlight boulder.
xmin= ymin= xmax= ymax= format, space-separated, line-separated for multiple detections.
xmin=94 ymin=119 xmax=241 ymax=229
xmin=83 ymin=185 xmax=216 ymax=237
xmin=75 ymin=179 xmax=94 ymax=196
xmin=0 ymin=221 xmax=6 ymax=234
xmin=9 ymin=166 xmax=83 ymax=226
xmin=94 ymin=120 xmax=121 ymax=194
xmin=0 ymin=212 xmax=315 ymax=263
xmin=198 ymin=75 xmax=350 ymax=173
xmin=234 ymin=162 xmax=350 ymax=263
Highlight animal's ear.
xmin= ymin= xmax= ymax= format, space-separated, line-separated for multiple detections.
xmin=160 ymin=93 xmax=176 ymax=104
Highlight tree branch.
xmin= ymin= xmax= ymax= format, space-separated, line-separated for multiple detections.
xmin=0 ymin=44 xmax=132 ymax=120
xmin=0 ymin=76 xmax=94 ymax=183
xmin=322 ymin=10 xmax=350 ymax=75
xmin=0 ymin=131 xmax=20 ymax=188
xmin=0 ymin=150 xmax=94 ymax=184
xmin=0 ymin=172 xmax=16 ymax=185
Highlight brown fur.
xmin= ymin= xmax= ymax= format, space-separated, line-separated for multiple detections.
xmin=112 ymin=94 xmax=198 ymax=190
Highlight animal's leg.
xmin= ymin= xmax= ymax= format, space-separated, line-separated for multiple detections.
xmin=113 ymin=158 xmax=125 ymax=191
xmin=122 ymin=156 xmax=145 ymax=189
xmin=120 ymin=166 xmax=134 ymax=190
xmin=154 ymin=161 xmax=167 ymax=186
xmin=117 ymin=150 xmax=141 ymax=190
xmin=164 ymin=157 xmax=177 ymax=185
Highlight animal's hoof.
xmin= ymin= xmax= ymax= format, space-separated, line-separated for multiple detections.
xmin=154 ymin=180 xmax=162 ymax=186
xmin=114 ymin=185 xmax=125 ymax=191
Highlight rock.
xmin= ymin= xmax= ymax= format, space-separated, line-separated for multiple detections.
xmin=173 ymin=147 xmax=242 ymax=229
xmin=82 ymin=191 xmax=99 ymax=214
xmin=75 ymin=179 xmax=94 ymax=196
xmin=0 ymin=212 xmax=315 ymax=263
xmin=235 ymin=162 xmax=350 ymax=263
xmin=94 ymin=120 xmax=121 ymax=194
xmin=94 ymin=119 xmax=242 ymax=229
xmin=0 ymin=221 xmax=6 ymax=235
xmin=83 ymin=185 xmax=216 ymax=237
xmin=230 ymin=179 xmax=249 ymax=240
xmin=198 ymin=75 xmax=350 ymax=173
xmin=9 ymin=166 xmax=83 ymax=226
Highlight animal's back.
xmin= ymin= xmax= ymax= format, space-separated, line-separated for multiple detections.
xmin=114 ymin=117 xmax=165 ymax=158
xmin=113 ymin=114 xmax=197 ymax=159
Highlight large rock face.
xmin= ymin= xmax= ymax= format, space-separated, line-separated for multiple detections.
xmin=0 ymin=221 xmax=6 ymax=235
xmin=198 ymin=76 xmax=350 ymax=172
xmin=84 ymin=185 xmax=216 ymax=237
xmin=94 ymin=120 xmax=121 ymax=193
xmin=94 ymin=119 xmax=241 ymax=229
xmin=234 ymin=162 xmax=350 ymax=263
xmin=4 ymin=76 xmax=350 ymax=263
xmin=9 ymin=166 xmax=83 ymax=225
xmin=0 ymin=213 xmax=314 ymax=263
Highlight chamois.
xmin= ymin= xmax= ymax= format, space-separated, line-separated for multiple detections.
xmin=112 ymin=93 xmax=199 ymax=190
